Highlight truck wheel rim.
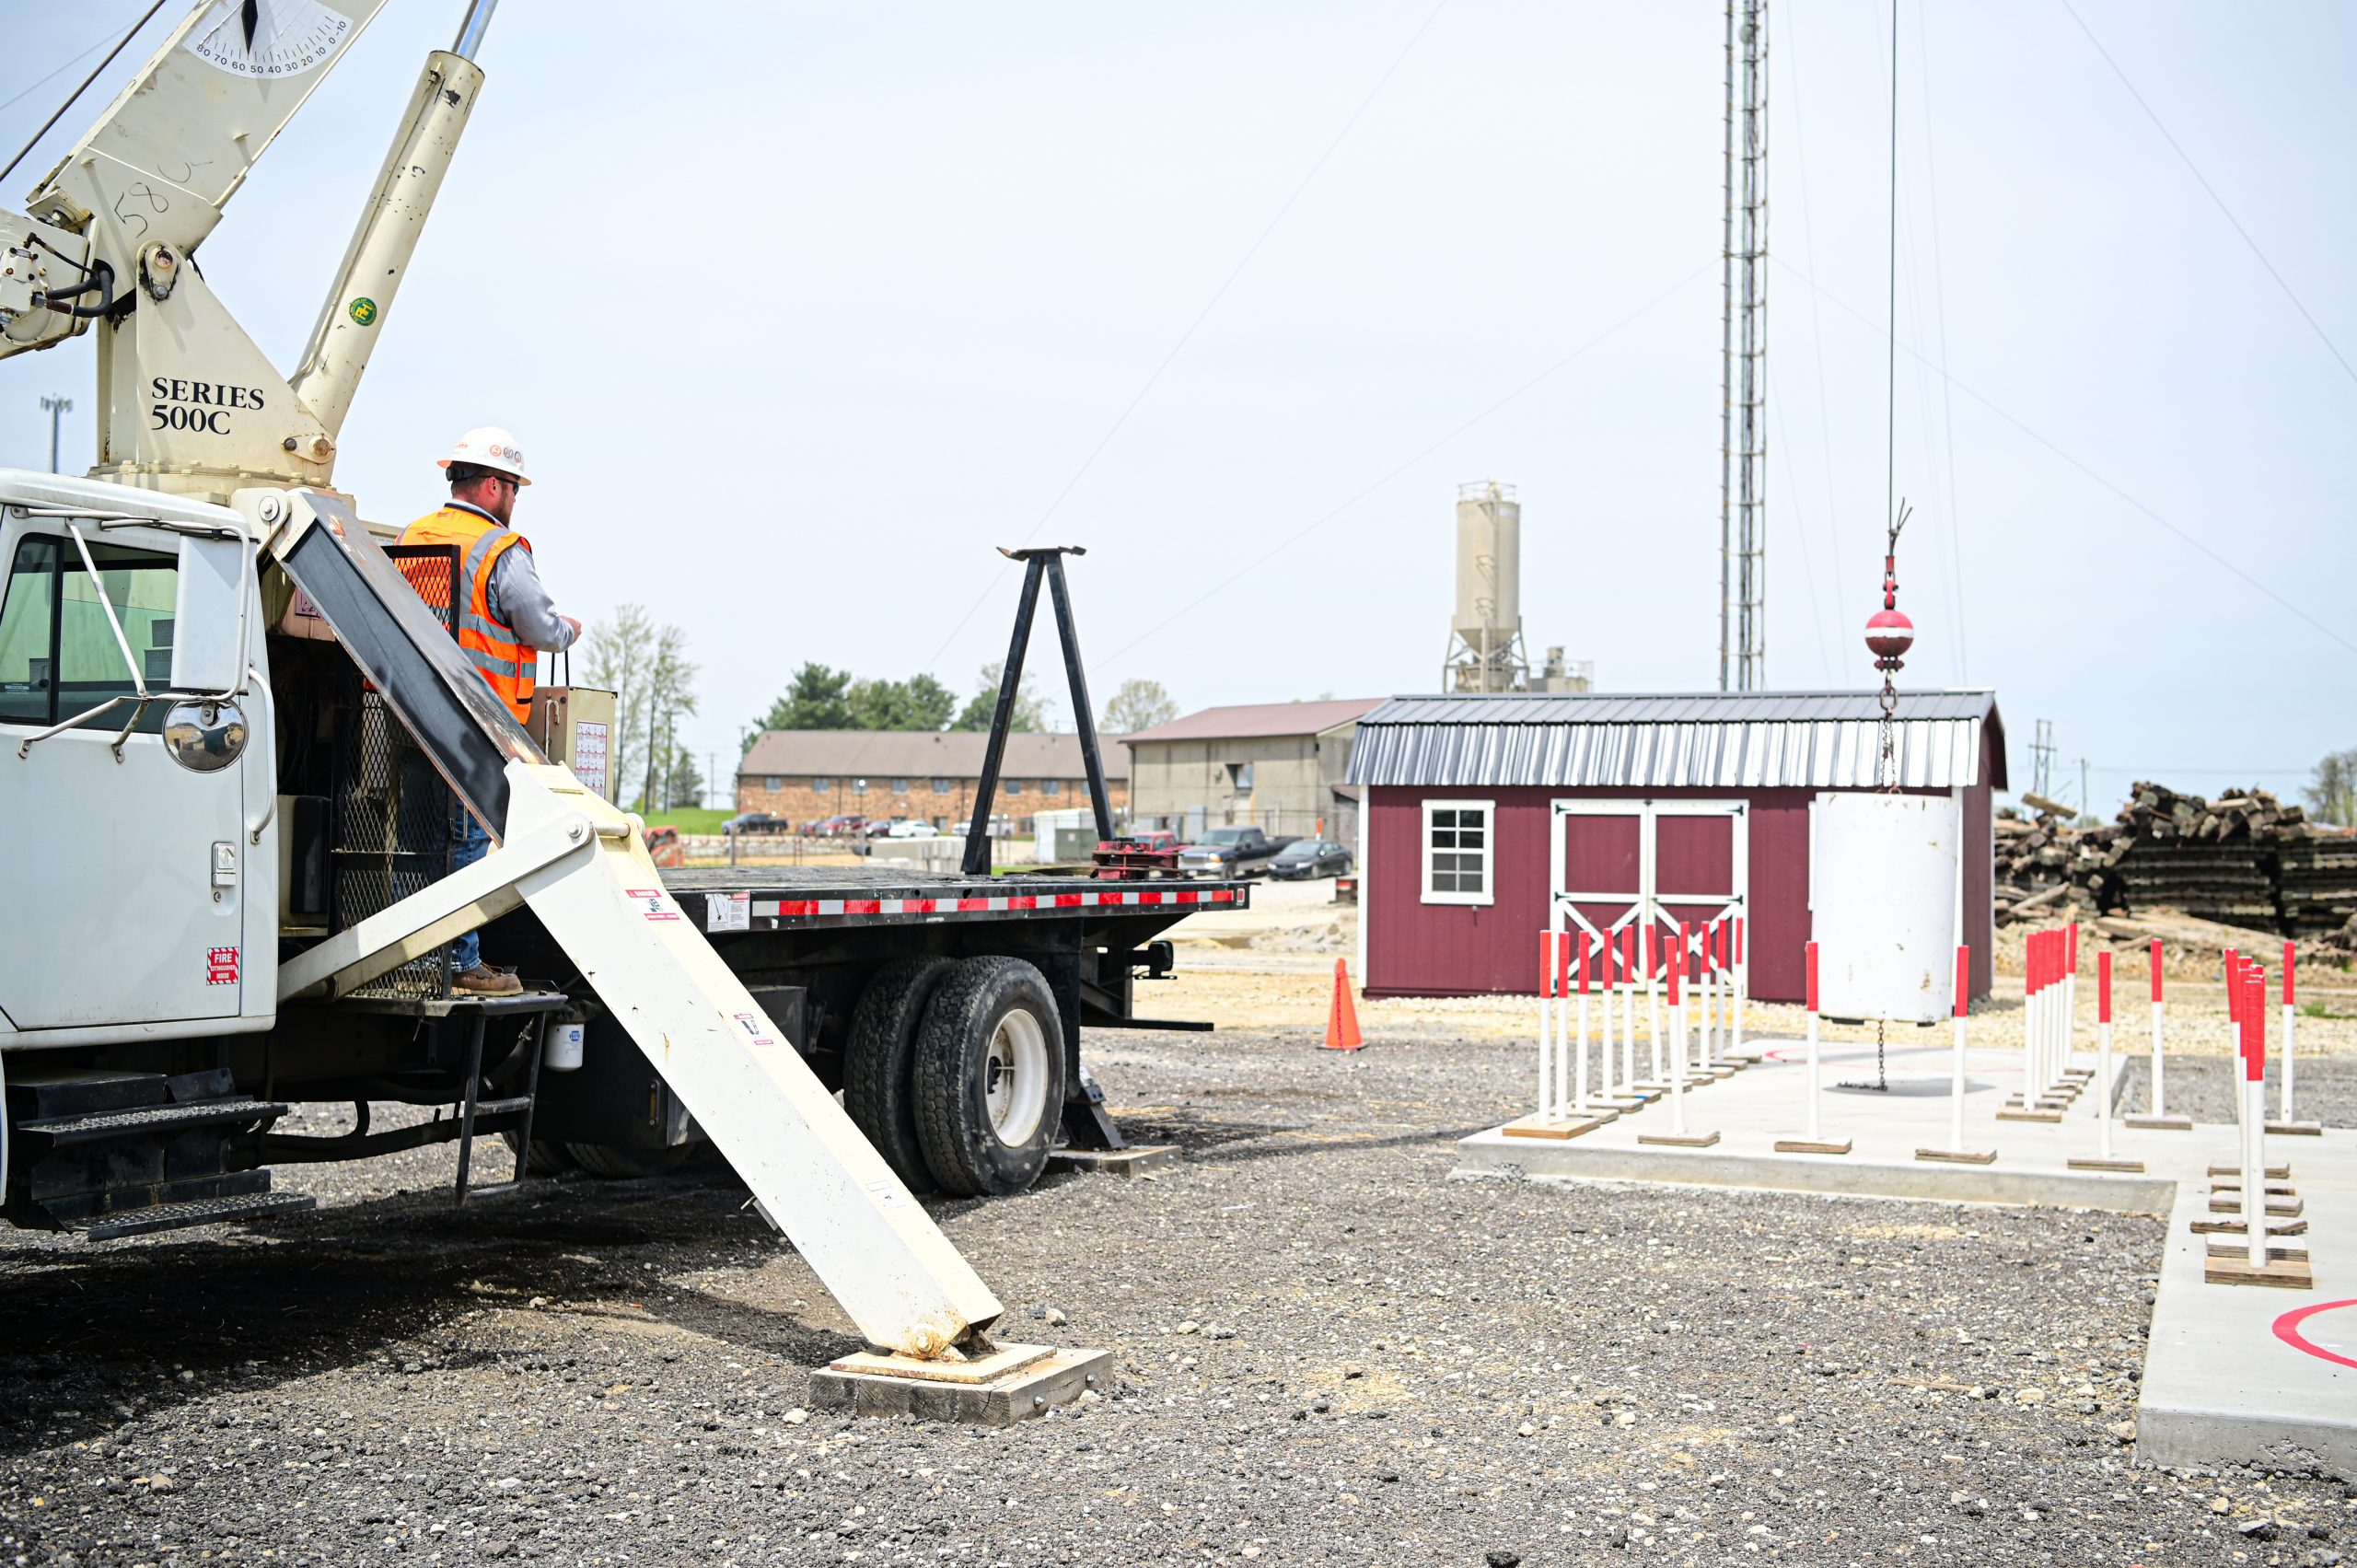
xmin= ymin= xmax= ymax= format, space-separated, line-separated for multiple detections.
xmin=983 ymin=1007 xmax=1050 ymax=1147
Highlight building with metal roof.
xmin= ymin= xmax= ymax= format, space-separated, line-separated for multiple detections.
xmin=1125 ymin=698 xmax=1384 ymax=842
xmin=1345 ymin=691 xmax=2006 ymax=1004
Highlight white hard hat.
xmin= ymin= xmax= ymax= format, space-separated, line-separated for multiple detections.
xmin=439 ymin=425 xmax=530 ymax=485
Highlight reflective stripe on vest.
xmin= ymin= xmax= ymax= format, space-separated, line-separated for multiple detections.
xmin=398 ymin=506 xmax=538 ymax=722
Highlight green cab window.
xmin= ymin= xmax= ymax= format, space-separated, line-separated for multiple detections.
xmin=0 ymin=535 xmax=180 ymax=732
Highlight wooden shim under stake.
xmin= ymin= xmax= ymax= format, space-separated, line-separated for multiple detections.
xmin=1502 ymin=1113 xmax=1617 ymax=1142
xmin=2068 ymin=1157 xmax=2146 ymax=1173
xmin=2124 ymin=1115 xmax=2195 ymax=1131
xmin=1916 ymin=1148 xmax=1997 ymax=1165
xmin=1637 ymin=1131 xmax=1722 ymax=1147
xmin=1774 ymin=1138 xmax=1852 ymax=1155
xmin=2203 ymin=1253 xmax=2313 ymax=1290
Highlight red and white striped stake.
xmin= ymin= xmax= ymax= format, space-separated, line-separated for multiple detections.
xmin=2148 ymin=938 xmax=2167 ymax=1121
xmin=2026 ymin=928 xmax=2046 ymax=1112
xmin=1574 ymin=932 xmax=1592 ymax=1114
xmin=1668 ymin=922 xmax=1690 ymax=1135
xmin=1620 ymin=925 xmax=1639 ymax=1094
xmin=1948 ymin=943 xmax=1970 ymax=1153
xmin=2282 ymin=941 xmax=2298 ymax=1126
xmin=1596 ymin=930 xmax=1618 ymax=1104
xmin=2225 ymin=948 xmax=2245 ymax=1139
xmin=2242 ymin=965 xmax=2269 ymax=1270
xmin=1706 ymin=920 xmax=1724 ymax=1067
xmin=1804 ymin=940 xmax=1823 ymax=1144
xmin=1536 ymin=930 xmax=1556 ymax=1121
xmin=1698 ymin=921 xmax=1716 ymax=1067
xmin=1732 ymin=916 xmax=1748 ymax=1060
xmin=2096 ymin=948 xmax=2115 ymax=1161
xmin=1643 ymin=923 xmax=1665 ymax=1086
xmin=2065 ymin=922 xmax=2081 ymax=1084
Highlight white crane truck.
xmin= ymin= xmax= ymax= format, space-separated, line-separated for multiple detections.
xmin=0 ymin=0 xmax=1240 ymax=1420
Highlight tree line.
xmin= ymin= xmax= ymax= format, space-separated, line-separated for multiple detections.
xmin=742 ymin=664 xmax=1177 ymax=748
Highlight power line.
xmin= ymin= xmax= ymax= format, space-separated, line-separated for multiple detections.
xmin=1100 ymin=260 xmax=1717 ymax=670
xmin=2055 ymin=0 xmax=2355 ymax=389
xmin=915 ymin=0 xmax=1452 ymax=681
xmin=0 ymin=2 xmax=168 ymax=187
xmin=1910 ymin=3 xmax=1969 ymax=681
xmin=1772 ymin=255 xmax=2357 ymax=661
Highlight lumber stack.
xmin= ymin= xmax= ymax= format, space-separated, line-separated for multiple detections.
xmin=1994 ymin=782 xmax=2357 ymax=939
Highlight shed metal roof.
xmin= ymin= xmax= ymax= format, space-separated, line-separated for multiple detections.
xmin=1347 ymin=690 xmax=2004 ymax=791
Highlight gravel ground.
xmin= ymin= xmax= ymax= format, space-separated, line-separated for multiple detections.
xmin=2115 ymin=1052 xmax=2357 ymax=1127
xmin=4 ymin=1025 xmax=2354 ymax=1568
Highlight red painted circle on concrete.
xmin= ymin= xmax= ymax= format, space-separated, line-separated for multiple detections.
xmin=2273 ymin=1299 xmax=2357 ymax=1372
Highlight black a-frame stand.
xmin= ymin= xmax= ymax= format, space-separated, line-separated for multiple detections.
xmin=960 ymin=547 xmax=1115 ymax=876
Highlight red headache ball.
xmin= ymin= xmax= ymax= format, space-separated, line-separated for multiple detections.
xmin=1865 ymin=607 xmax=1914 ymax=662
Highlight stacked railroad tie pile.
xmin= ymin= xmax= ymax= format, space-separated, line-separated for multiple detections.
xmin=1994 ymin=783 xmax=2357 ymax=939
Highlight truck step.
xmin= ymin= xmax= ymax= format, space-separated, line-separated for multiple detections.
xmin=18 ymin=1097 xmax=290 ymax=1144
xmin=75 ymin=1191 xmax=318 ymax=1241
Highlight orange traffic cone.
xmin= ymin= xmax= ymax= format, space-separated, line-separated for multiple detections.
xmin=1323 ymin=958 xmax=1364 ymax=1051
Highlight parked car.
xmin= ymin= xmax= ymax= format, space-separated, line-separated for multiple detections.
xmin=884 ymin=820 xmax=941 ymax=839
xmin=865 ymin=818 xmax=908 ymax=839
xmin=722 ymin=811 xmax=790 ymax=835
xmin=1271 ymin=838 xmax=1353 ymax=879
xmin=1176 ymin=825 xmax=1296 ymax=878
xmin=807 ymin=814 xmax=865 ymax=837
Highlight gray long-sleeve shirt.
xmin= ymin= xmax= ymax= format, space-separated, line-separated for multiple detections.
xmin=446 ymin=500 xmax=579 ymax=654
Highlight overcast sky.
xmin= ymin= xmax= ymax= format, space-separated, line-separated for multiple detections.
xmin=3 ymin=1 xmax=2350 ymax=813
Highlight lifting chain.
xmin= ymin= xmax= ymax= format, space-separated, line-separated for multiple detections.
xmin=1861 ymin=502 xmax=1912 ymax=1092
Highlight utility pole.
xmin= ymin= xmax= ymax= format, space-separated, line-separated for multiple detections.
xmin=39 ymin=395 xmax=71 ymax=472
xmin=2029 ymin=719 xmax=2055 ymax=800
xmin=1718 ymin=0 xmax=1769 ymax=691
xmin=2077 ymin=757 xmax=2091 ymax=820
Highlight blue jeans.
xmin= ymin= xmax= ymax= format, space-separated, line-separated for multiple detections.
xmin=451 ymin=814 xmax=492 ymax=972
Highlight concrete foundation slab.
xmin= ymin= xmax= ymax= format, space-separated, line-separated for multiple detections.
xmin=811 ymin=1344 xmax=1112 ymax=1424
xmin=1450 ymin=1031 xmax=2357 ymax=1481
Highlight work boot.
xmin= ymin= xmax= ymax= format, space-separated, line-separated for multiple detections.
xmin=453 ymin=963 xmax=523 ymax=997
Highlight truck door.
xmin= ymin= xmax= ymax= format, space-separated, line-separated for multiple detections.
xmin=0 ymin=518 xmax=253 ymax=1030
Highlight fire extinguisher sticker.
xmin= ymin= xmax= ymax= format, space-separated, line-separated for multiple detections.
xmin=205 ymin=947 xmax=240 ymax=985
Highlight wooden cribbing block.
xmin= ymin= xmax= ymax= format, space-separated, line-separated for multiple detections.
xmin=1997 ymin=1109 xmax=2063 ymax=1123
xmin=2191 ymin=1217 xmax=2305 ymax=1237
xmin=2068 ymin=1157 xmax=2147 ymax=1173
xmin=2203 ymin=1253 xmax=2314 ymax=1290
xmin=2207 ymin=1241 xmax=2308 ymax=1262
xmin=1916 ymin=1148 xmax=1997 ymax=1165
xmin=2267 ymin=1121 xmax=2324 ymax=1138
xmin=1774 ymin=1138 xmax=1852 ymax=1155
xmin=2208 ymin=1194 xmax=2304 ymax=1217
xmin=2210 ymin=1164 xmax=2290 ymax=1179
xmin=1637 ymin=1130 xmax=1721 ymax=1147
xmin=2125 ymin=1115 xmax=2195 ymax=1131
xmin=1502 ymin=1112 xmax=1617 ymax=1141
xmin=2209 ymin=1180 xmax=2294 ymax=1196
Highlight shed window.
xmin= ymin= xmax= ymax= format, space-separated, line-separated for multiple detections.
xmin=1422 ymin=799 xmax=1493 ymax=905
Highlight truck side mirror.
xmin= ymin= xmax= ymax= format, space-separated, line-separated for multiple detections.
xmin=171 ymin=530 xmax=250 ymax=696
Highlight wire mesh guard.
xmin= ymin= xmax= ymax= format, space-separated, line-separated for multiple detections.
xmin=329 ymin=546 xmax=462 ymax=1000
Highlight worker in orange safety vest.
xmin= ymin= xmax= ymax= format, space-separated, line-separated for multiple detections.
xmin=400 ymin=426 xmax=581 ymax=996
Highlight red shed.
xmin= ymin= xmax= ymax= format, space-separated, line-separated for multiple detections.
xmin=1345 ymin=691 xmax=2007 ymax=1004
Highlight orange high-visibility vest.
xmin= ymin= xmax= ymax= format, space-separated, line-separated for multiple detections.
xmin=398 ymin=505 xmax=537 ymax=722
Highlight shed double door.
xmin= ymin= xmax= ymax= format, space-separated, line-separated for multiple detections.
xmin=1550 ymin=799 xmax=1748 ymax=981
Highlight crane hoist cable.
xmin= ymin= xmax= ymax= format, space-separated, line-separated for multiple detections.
xmin=0 ymin=1 xmax=170 ymax=186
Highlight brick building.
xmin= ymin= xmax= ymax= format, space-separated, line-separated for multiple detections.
xmin=735 ymin=730 xmax=1131 ymax=831
xmin=1122 ymin=698 xmax=1381 ymax=842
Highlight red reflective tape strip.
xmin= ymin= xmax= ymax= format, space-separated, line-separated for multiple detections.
xmin=2151 ymin=937 xmax=2164 ymax=1003
xmin=1008 ymin=895 xmax=1036 ymax=910
xmin=2226 ymin=950 xmax=2241 ymax=1021
xmin=2284 ymin=940 xmax=2295 ymax=1005
xmin=1055 ymin=893 xmax=1084 ymax=907
xmin=958 ymin=897 xmax=991 ymax=911
xmin=908 ymin=898 xmax=935 ymax=913
xmin=1178 ymin=889 xmax=1201 ymax=904
xmin=1954 ymin=945 xmax=1969 ymax=1018
xmin=2098 ymin=948 xmax=2112 ymax=1024
xmin=845 ymin=900 xmax=881 ymax=914
xmin=1734 ymin=917 xmax=1744 ymax=964
xmin=1140 ymin=890 xmax=1164 ymax=904
xmin=1577 ymin=931 xmax=1590 ymax=993
xmin=1805 ymin=941 xmax=1819 ymax=1015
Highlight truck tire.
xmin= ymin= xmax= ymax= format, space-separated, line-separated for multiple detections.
xmin=564 ymin=1142 xmax=691 ymax=1179
xmin=843 ymin=957 xmax=955 ymax=1192
xmin=500 ymin=1131 xmax=575 ymax=1175
xmin=911 ymin=956 xmax=1065 ymax=1198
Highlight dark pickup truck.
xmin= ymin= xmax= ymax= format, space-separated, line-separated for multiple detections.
xmin=1176 ymin=825 xmax=1297 ymax=878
